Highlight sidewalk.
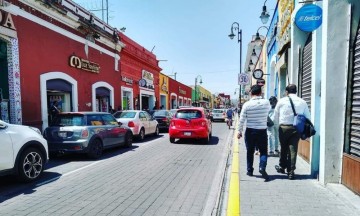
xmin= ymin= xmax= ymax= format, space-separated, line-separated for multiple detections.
xmin=238 ymin=137 xmax=360 ymax=216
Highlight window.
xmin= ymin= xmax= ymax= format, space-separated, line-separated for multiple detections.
xmin=52 ymin=114 xmax=85 ymax=126
xmin=102 ymin=114 xmax=118 ymax=125
xmin=175 ymin=110 xmax=202 ymax=119
xmin=120 ymin=111 xmax=136 ymax=118
xmin=87 ymin=115 xmax=104 ymax=126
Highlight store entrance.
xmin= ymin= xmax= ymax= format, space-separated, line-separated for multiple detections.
xmin=0 ymin=40 xmax=9 ymax=122
xmin=96 ymin=87 xmax=111 ymax=112
xmin=46 ymin=79 xmax=73 ymax=124
xmin=141 ymin=95 xmax=149 ymax=110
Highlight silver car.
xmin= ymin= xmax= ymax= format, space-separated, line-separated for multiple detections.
xmin=115 ymin=110 xmax=159 ymax=141
xmin=43 ymin=112 xmax=133 ymax=159
xmin=211 ymin=109 xmax=226 ymax=122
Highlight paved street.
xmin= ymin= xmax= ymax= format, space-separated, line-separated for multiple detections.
xmin=0 ymin=122 xmax=231 ymax=216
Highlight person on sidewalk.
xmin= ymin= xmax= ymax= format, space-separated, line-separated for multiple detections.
xmin=273 ymin=84 xmax=310 ymax=180
xmin=267 ymin=96 xmax=280 ymax=156
xmin=237 ymin=85 xmax=271 ymax=181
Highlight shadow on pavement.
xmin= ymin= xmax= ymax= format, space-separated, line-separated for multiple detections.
xmin=0 ymin=171 xmax=62 ymax=203
xmin=171 ymin=136 xmax=220 ymax=145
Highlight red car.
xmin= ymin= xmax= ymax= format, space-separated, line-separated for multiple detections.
xmin=169 ymin=107 xmax=212 ymax=144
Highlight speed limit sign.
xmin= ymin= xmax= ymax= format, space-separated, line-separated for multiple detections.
xmin=238 ymin=73 xmax=249 ymax=85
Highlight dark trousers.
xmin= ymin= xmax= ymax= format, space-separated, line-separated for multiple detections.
xmin=244 ymin=128 xmax=268 ymax=172
xmin=278 ymin=125 xmax=300 ymax=172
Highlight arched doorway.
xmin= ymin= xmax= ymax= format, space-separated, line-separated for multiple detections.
xmin=40 ymin=72 xmax=78 ymax=131
xmin=92 ymin=82 xmax=114 ymax=112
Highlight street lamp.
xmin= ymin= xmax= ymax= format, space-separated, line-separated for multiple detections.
xmin=254 ymin=26 xmax=269 ymax=47
xmin=260 ymin=0 xmax=270 ymax=24
xmin=228 ymin=22 xmax=243 ymax=110
xmin=195 ymin=75 xmax=203 ymax=107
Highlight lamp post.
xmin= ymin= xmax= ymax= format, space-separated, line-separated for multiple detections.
xmin=254 ymin=26 xmax=269 ymax=47
xmin=260 ymin=0 xmax=270 ymax=24
xmin=229 ymin=22 xmax=243 ymax=110
xmin=194 ymin=75 xmax=203 ymax=107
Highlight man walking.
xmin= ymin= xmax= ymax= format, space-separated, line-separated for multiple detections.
xmin=237 ymin=85 xmax=271 ymax=181
xmin=273 ymin=84 xmax=310 ymax=180
xmin=268 ymin=96 xmax=279 ymax=155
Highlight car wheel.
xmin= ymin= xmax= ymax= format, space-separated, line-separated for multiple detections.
xmin=170 ymin=137 xmax=175 ymax=143
xmin=139 ymin=128 xmax=145 ymax=141
xmin=17 ymin=147 xmax=44 ymax=182
xmin=87 ymin=139 xmax=103 ymax=159
xmin=125 ymin=132 xmax=133 ymax=148
xmin=154 ymin=126 xmax=159 ymax=136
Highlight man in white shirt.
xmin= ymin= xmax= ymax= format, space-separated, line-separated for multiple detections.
xmin=273 ymin=84 xmax=310 ymax=180
xmin=237 ymin=85 xmax=271 ymax=181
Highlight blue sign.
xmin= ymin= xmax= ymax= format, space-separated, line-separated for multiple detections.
xmin=295 ymin=4 xmax=322 ymax=32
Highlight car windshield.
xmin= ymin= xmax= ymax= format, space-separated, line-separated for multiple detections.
xmin=119 ymin=112 xmax=136 ymax=118
xmin=153 ymin=110 xmax=167 ymax=116
xmin=51 ymin=114 xmax=85 ymax=126
xmin=212 ymin=110 xmax=223 ymax=113
xmin=175 ymin=110 xmax=202 ymax=119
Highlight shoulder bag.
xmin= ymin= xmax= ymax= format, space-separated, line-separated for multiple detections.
xmin=288 ymin=97 xmax=316 ymax=139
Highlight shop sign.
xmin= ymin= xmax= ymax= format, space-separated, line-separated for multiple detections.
xmin=295 ymin=4 xmax=322 ymax=32
xmin=138 ymin=79 xmax=147 ymax=88
xmin=179 ymin=87 xmax=186 ymax=95
xmin=277 ymin=0 xmax=294 ymax=52
xmin=122 ymin=76 xmax=133 ymax=85
xmin=0 ymin=9 xmax=16 ymax=31
xmin=161 ymin=81 xmax=168 ymax=93
xmin=141 ymin=70 xmax=154 ymax=90
xmin=257 ymin=79 xmax=266 ymax=86
xmin=69 ymin=55 xmax=100 ymax=73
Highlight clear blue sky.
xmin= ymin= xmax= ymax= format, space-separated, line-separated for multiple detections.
xmin=74 ymin=0 xmax=277 ymax=99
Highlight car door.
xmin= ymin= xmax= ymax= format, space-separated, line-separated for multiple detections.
xmin=145 ymin=112 xmax=156 ymax=133
xmin=139 ymin=112 xmax=150 ymax=134
xmin=87 ymin=114 xmax=109 ymax=146
xmin=0 ymin=122 xmax=14 ymax=170
xmin=102 ymin=114 xmax=127 ymax=146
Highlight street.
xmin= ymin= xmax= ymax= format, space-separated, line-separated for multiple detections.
xmin=0 ymin=122 xmax=232 ymax=216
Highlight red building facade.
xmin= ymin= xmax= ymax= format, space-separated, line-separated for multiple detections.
xmin=0 ymin=0 xmax=124 ymax=130
xmin=168 ymin=78 xmax=192 ymax=109
xmin=120 ymin=33 xmax=161 ymax=111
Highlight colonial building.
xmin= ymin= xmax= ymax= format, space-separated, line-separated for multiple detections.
xmin=0 ymin=0 xmax=124 ymax=131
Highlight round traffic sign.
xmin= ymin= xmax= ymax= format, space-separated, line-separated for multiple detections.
xmin=238 ymin=73 xmax=249 ymax=85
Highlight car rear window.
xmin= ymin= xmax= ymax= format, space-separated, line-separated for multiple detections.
xmin=120 ymin=112 xmax=136 ymax=118
xmin=52 ymin=114 xmax=85 ymax=126
xmin=212 ymin=110 xmax=223 ymax=113
xmin=113 ymin=111 xmax=122 ymax=118
xmin=153 ymin=110 xmax=167 ymax=116
xmin=175 ymin=110 xmax=202 ymax=119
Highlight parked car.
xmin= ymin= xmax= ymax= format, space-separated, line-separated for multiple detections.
xmin=152 ymin=110 xmax=172 ymax=131
xmin=0 ymin=120 xmax=49 ymax=182
xmin=43 ymin=112 xmax=133 ymax=159
xmin=169 ymin=107 xmax=212 ymax=144
xmin=169 ymin=109 xmax=178 ymax=117
xmin=115 ymin=110 xmax=159 ymax=141
xmin=211 ymin=109 xmax=226 ymax=122
xmin=112 ymin=111 xmax=123 ymax=119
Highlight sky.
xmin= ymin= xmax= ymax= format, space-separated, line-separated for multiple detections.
xmin=74 ymin=0 xmax=277 ymax=99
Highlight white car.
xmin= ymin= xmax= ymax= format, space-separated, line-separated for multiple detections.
xmin=115 ymin=110 xmax=159 ymax=141
xmin=0 ymin=120 xmax=49 ymax=182
xmin=211 ymin=109 xmax=227 ymax=122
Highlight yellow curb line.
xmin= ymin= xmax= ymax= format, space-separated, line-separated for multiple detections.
xmin=227 ymin=119 xmax=240 ymax=216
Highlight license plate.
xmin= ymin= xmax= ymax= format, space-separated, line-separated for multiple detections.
xmin=184 ymin=132 xmax=191 ymax=136
xmin=58 ymin=132 xmax=67 ymax=138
